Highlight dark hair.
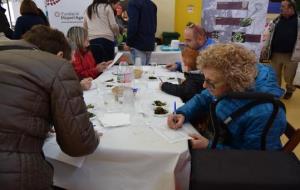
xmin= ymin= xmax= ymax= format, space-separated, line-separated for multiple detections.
xmin=37 ymin=8 xmax=50 ymax=26
xmin=20 ymin=0 xmax=39 ymax=15
xmin=110 ymin=0 xmax=120 ymax=4
xmin=87 ymin=0 xmax=110 ymax=19
xmin=22 ymin=25 xmax=71 ymax=60
xmin=285 ymin=0 xmax=297 ymax=11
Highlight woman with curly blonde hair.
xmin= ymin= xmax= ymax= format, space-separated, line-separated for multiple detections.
xmin=168 ymin=43 xmax=286 ymax=150
xmin=197 ymin=43 xmax=257 ymax=96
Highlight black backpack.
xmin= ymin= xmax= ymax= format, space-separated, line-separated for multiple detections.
xmin=209 ymin=92 xmax=285 ymax=150
xmin=189 ymin=92 xmax=300 ymax=190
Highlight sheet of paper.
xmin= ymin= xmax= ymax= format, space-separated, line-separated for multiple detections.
xmin=147 ymin=81 xmax=160 ymax=90
xmin=150 ymin=125 xmax=191 ymax=143
xmin=90 ymin=117 xmax=105 ymax=132
xmin=106 ymin=52 xmax=123 ymax=70
xmin=97 ymin=113 xmax=131 ymax=127
xmin=90 ymin=81 xmax=97 ymax=90
xmin=43 ymin=136 xmax=86 ymax=168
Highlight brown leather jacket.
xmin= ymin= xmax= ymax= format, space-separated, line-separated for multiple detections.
xmin=0 ymin=40 xmax=99 ymax=190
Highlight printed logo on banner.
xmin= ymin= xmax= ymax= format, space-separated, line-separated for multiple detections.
xmin=46 ymin=0 xmax=61 ymax=6
xmin=54 ymin=12 xmax=60 ymax=17
xmin=46 ymin=0 xmax=90 ymax=34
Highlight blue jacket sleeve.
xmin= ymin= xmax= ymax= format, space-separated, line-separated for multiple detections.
xmin=176 ymin=90 xmax=213 ymax=122
xmin=175 ymin=61 xmax=182 ymax=72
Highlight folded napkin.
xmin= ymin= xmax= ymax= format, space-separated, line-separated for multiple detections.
xmin=98 ymin=113 xmax=131 ymax=127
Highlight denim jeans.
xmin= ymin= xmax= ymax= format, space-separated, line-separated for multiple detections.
xmin=130 ymin=48 xmax=152 ymax=65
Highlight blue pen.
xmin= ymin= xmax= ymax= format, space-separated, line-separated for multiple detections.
xmin=173 ymin=101 xmax=177 ymax=124
xmin=173 ymin=101 xmax=176 ymax=115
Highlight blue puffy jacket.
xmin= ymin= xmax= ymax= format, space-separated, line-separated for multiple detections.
xmin=177 ymin=63 xmax=286 ymax=150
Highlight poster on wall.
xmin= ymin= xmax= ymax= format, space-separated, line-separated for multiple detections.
xmin=46 ymin=0 xmax=91 ymax=34
xmin=202 ymin=0 xmax=269 ymax=58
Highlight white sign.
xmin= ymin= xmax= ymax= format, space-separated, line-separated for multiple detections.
xmin=46 ymin=0 xmax=91 ymax=34
xmin=10 ymin=0 xmax=91 ymax=34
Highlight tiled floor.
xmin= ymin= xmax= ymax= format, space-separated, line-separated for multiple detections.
xmin=282 ymin=88 xmax=300 ymax=159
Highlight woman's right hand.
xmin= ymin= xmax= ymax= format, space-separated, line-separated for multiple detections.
xmin=167 ymin=114 xmax=185 ymax=129
xmin=96 ymin=63 xmax=108 ymax=72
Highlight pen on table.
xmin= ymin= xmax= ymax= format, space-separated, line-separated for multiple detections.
xmin=158 ymin=77 xmax=163 ymax=83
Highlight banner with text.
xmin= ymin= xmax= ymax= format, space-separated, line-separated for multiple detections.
xmin=46 ymin=0 xmax=91 ymax=34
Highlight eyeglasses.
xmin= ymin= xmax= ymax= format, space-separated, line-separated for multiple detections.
xmin=204 ymin=79 xmax=224 ymax=89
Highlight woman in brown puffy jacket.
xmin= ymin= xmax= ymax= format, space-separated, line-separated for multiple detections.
xmin=0 ymin=25 xmax=99 ymax=189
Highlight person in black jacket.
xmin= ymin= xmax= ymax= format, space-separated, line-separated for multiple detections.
xmin=160 ymin=47 xmax=204 ymax=103
xmin=126 ymin=0 xmax=157 ymax=65
xmin=13 ymin=0 xmax=47 ymax=39
xmin=0 ymin=0 xmax=13 ymax=39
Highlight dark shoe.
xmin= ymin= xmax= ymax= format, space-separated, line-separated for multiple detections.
xmin=283 ymin=92 xmax=293 ymax=100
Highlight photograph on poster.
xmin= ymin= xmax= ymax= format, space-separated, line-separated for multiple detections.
xmin=202 ymin=0 xmax=269 ymax=57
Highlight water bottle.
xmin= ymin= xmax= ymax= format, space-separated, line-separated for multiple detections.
xmin=134 ymin=57 xmax=143 ymax=79
xmin=117 ymin=61 xmax=127 ymax=83
xmin=124 ymin=64 xmax=133 ymax=83
xmin=117 ymin=61 xmax=132 ymax=83
xmin=135 ymin=57 xmax=142 ymax=69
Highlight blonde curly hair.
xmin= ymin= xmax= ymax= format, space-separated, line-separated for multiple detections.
xmin=197 ymin=43 xmax=257 ymax=92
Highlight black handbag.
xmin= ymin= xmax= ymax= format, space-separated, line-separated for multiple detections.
xmin=189 ymin=92 xmax=300 ymax=190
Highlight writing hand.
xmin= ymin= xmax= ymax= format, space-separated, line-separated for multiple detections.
xmin=167 ymin=114 xmax=185 ymax=129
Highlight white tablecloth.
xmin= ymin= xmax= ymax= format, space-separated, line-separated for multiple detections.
xmin=120 ymin=45 xmax=182 ymax=65
xmin=43 ymin=66 xmax=197 ymax=190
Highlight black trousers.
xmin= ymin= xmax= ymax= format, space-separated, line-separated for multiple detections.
xmin=90 ymin=38 xmax=115 ymax=63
